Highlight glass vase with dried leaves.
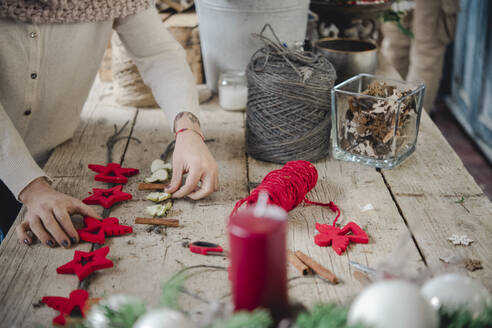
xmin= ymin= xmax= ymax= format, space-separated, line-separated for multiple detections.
xmin=331 ymin=74 xmax=425 ymax=169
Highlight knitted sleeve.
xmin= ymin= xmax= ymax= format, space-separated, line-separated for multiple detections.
xmin=113 ymin=7 xmax=200 ymax=130
xmin=0 ymin=101 xmax=47 ymax=199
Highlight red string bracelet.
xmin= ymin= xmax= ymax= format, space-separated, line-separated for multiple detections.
xmin=175 ymin=128 xmax=205 ymax=141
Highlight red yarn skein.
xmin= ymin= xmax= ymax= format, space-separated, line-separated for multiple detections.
xmin=231 ymin=160 xmax=340 ymax=225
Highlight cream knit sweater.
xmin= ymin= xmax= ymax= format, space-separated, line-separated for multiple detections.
xmin=0 ymin=6 xmax=199 ymax=198
xmin=0 ymin=0 xmax=151 ymax=24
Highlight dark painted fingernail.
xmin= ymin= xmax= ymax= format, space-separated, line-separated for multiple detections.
xmin=61 ymin=240 xmax=69 ymax=248
xmin=46 ymin=240 xmax=55 ymax=247
xmin=70 ymin=237 xmax=77 ymax=244
xmin=23 ymin=239 xmax=30 ymax=246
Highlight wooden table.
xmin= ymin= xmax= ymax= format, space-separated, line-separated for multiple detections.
xmin=1 ymin=56 xmax=491 ymax=327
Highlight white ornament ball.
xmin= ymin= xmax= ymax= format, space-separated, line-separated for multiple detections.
xmin=133 ymin=308 xmax=194 ymax=328
xmin=421 ymin=273 xmax=491 ymax=315
xmin=86 ymin=294 xmax=146 ymax=328
xmin=348 ymin=280 xmax=439 ymax=328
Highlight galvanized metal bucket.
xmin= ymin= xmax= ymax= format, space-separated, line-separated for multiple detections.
xmin=196 ymin=0 xmax=309 ymax=92
xmin=315 ymin=38 xmax=378 ymax=83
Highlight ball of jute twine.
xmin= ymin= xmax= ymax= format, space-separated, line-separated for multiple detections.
xmin=246 ymin=25 xmax=337 ymax=164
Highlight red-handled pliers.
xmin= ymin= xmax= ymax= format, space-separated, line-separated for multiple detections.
xmin=189 ymin=241 xmax=227 ymax=256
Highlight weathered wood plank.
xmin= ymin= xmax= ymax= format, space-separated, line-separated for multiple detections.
xmin=85 ymin=99 xmax=248 ymax=319
xmin=376 ymin=55 xmax=492 ymax=290
xmin=247 ymin=156 xmax=426 ymax=307
xmin=0 ymin=79 xmax=137 ymax=327
xmin=2 ymin=50 xmax=491 ymax=328
xmin=244 ymin=53 xmax=444 ymax=306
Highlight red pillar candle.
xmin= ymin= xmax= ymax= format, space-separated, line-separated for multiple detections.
xmin=228 ymin=194 xmax=289 ymax=320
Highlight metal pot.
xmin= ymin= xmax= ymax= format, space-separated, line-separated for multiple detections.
xmin=315 ymin=38 xmax=377 ymax=83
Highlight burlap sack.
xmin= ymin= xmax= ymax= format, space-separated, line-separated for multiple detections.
xmin=111 ymin=32 xmax=158 ymax=107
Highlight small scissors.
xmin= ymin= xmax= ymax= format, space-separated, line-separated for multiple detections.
xmin=189 ymin=241 xmax=228 ymax=256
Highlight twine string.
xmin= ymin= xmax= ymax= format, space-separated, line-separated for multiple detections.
xmin=251 ymin=24 xmax=322 ymax=77
xmin=246 ymin=25 xmax=337 ymax=164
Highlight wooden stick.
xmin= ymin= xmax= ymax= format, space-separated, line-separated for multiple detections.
xmin=287 ymin=250 xmax=311 ymax=275
xmin=295 ymin=250 xmax=337 ymax=284
xmin=138 ymin=183 xmax=168 ymax=191
xmin=135 ymin=217 xmax=179 ymax=227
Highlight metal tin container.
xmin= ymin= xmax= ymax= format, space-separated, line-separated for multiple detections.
xmin=196 ymin=0 xmax=309 ymax=92
xmin=315 ymin=38 xmax=377 ymax=83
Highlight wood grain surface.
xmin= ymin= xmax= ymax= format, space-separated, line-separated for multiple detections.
xmin=0 ymin=55 xmax=491 ymax=327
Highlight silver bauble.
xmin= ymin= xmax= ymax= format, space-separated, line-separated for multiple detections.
xmin=86 ymin=294 xmax=146 ymax=328
xmin=133 ymin=308 xmax=194 ymax=328
xmin=348 ymin=280 xmax=439 ymax=328
xmin=421 ymin=273 xmax=491 ymax=315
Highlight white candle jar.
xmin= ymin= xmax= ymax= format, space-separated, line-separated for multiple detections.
xmin=218 ymin=71 xmax=248 ymax=111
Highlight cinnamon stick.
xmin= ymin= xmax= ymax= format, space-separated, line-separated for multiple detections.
xmin=135 ymin=217 xmax=179 ymax=227
xmin=138 ymin=183 xmax=168 ymax=191
xmin=287 ymin=250 xmax=311 ymax=276
xmin=294 ymin=250 xmax=337 ymax=284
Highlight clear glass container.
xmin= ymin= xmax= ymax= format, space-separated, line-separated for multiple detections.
xmin=218 ymin=70 xmax=248 ymax=111
xmin=331 ymin=74 xmax=425 ymax=169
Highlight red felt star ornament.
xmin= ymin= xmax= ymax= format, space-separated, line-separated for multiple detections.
xmin=88 ymin=163 xmax=139 ymax=184
xmin=42 ymin=289 xmax=89 ymax=326
xmin=82 ymin=185 xmax=132 ymax=209
xmin=57 ymin=246 xmax=113 ymax=280
xmin=314 ymin=222 xmax=369 ymax=255
xmin=77 ymin=216 xmax=133 ymax=244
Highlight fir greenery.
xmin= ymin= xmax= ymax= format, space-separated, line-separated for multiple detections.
xmin=97 ymin=303 xmax=146 ymax=328
xmin=62 ymin=272 xmax=492 ymax=328
xmin=161 ymin=272 xmax=186 ymax=310
xmin=210 ymin=310 xmax=272 ymax=328
xmin=295 ymin=304 xmax=364 ymax=328
xmin=438 ymin=305 xmax=492 ymax=328
xmin=382 ymin=10 xmax=414 ymax=38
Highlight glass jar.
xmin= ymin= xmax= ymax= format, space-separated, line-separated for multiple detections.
xmin=218 ymin=71 xmax=248 ymax=111
xmin=331 ymin=74 xmax=425 ymax=169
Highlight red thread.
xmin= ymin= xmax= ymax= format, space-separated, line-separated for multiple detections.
xmin=175 ymin=128 xmax=204 ymax=141
xmin=231 ymin=160 xmax=340 ymax=225
xmin=304 ymin=199 xmax=340 ymax=227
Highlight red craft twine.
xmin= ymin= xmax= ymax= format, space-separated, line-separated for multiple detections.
xmin=231 ymin=160 xmax=341 ymax=226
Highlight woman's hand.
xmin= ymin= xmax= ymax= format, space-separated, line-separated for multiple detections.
xmin=165 ymin=112 xmax=219 ymax=199
xmin=17 ymin=177 xmax=101 ymax=247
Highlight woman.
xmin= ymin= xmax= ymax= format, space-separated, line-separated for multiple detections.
xmin=0 ymin=0 xmax=218 ymax=248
